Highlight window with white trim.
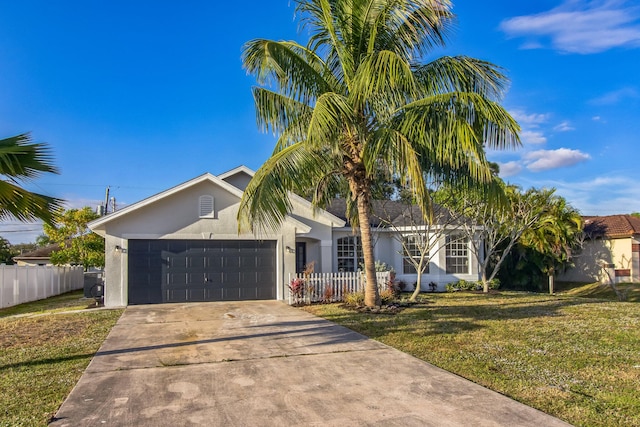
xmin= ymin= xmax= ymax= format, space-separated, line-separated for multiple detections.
xmin=337 ymin=236 xmax=363 ymax=272
xmin=199 ymin=195 xmax=215 ymax=218
xmin=403 ymin=235 xmax=429 ymax=274
xmin=446 ymin=233 xmax=469 ymax=274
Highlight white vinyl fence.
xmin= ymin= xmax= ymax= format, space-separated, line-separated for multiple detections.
xmin=288 ymin=271 xmax=390 ymax=304
xmin=0 ymin=265 xmax=84 ymax=309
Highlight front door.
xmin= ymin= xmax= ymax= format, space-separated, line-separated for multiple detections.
xmin=295 ymin=242 xmax=306 ymax=273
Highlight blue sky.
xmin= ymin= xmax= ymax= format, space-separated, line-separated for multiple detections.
xmin=0 ymin=0 xmax=639 ymax=243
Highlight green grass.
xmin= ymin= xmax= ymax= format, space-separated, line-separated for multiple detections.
xmin=0 ymin=292 xmax=123 ymax=426
xmin=556 ymin=281 xmax=640 ymax=302
xmin=304 ymin=292 xmax=640 ymax=427
xmin=0 ymin=290 xmax=96 ymax=318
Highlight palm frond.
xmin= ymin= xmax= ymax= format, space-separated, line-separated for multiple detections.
xmin=252 ymin=87 xmax=313 ymax=144
xmin=306 ymin=92 xmax=354 ymax=149
xmin=0 ymin=180 xmax=64 ymax=224
xmin=414 ymin=56 xmax=510 ymax=99
xmin=238 ymin=142 xmax=340 ymax=234
xmin=242 ymin=39 xmax=334 ymax=104
xmin=350 ymin=49 xmax=418 ymax=109
xmin=0 ymin=134 xmax=59 ymax=180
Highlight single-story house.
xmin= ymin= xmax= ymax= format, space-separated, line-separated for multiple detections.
xmin=558 ymin=214 xmax=640 ymax=284
xmin=89 ymin=166 xmax=482 ymax=307
xmin=12 ymin=243 xmax=61 ymax=266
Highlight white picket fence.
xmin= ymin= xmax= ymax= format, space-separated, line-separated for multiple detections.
xmin=288 ymin=271 xmax=390 ymax=304
xmin=0 ymin=265 xmax=84 ymax=309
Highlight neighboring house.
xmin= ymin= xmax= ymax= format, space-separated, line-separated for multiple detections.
xmin=89 ymin=166 xmax=482 ymax=307
xmin=12 ymin=243 xmax=61 ymax=266
xmin=558 ymin=214 xmax=640 ymax=284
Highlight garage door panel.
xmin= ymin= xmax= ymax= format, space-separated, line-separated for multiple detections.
xmin=128 ymin=239 xmax=276 ymax=304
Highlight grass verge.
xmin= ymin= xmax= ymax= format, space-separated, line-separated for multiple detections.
xmin=0 ymin=291 xmax=123 ymax=426
xmin=304 ymin=292 xmax=640 ymax=427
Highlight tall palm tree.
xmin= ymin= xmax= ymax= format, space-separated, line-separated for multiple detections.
xmin=0 ymin=133 xmax=63 ymax=225
xmin=239 ymin=0 xmax=520 ymax=306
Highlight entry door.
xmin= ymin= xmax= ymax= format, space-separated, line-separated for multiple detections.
xmin=295 ymin=242 xmax=307 ymax=273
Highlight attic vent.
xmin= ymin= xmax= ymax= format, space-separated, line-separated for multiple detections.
xmin=199 ymin=195 xmax=215 ymax=218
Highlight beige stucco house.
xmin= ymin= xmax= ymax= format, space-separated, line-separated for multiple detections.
xmin=89 ymin=166 xmax=482 ymax=307
xmin=559 ymin=215 xmax=640 ymax=284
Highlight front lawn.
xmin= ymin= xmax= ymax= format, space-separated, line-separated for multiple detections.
xmin=0 ymin=292 xmax=123 ymax=426
xmin=304 ymin=292 xmax=640 ymax=427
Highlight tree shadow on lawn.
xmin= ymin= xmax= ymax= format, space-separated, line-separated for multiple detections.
xmin=0 ymin=352 xmax=95 ymax=371
xmin=312 ymin=294 xmax=614 ymax=339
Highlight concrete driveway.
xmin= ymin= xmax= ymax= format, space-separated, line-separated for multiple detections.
xmin=50 ymin=301 xmax=571 ymax=426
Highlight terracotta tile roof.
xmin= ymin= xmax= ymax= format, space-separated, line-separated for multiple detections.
xmin=583 ymin=215 xmax=640 ymax=239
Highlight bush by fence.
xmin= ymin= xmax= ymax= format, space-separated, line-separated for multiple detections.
xmin=0 ymin=265 xmax=84 ymax=308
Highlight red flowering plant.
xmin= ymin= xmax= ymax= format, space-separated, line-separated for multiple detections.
xmin=288 ymin=277 xmax=305 ymax=304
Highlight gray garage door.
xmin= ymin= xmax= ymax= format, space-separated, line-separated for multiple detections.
xmin=127 ymin=240 xmax=276 ymax=304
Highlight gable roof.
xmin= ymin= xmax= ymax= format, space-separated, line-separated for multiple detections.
xmin=88 ymin=167 xmax=345 ymax=232
xmin=583 ymin=215 xmax=640 ymax=239
xmin=219 ymin=166 xmax=345 ymax=227
xmin=89 ymin=172 xmax=244 ymax=230
xmin=217 ymin=165 xmax=255 ymax=181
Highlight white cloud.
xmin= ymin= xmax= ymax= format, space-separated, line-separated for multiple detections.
xmin=510 ymin=110 xmax=549 ymax=125
xmin=509 ymin=108 xmax=551 ymax=146
xmin=521 ymin=130 xmax=547 ymax=145
xmin=592 ymin=115 xmax=602 ymax=121
xmin=517 ymin=174 xmax=640 ymax=215
xmin=524 ymin=148 xmax=591 ymax=171
xmin=498 ymin=161 xmax=523 ymax=177
xmin=589 ymin=87 xmax=639 ymax=105
xmin=553 ymin=121 xmax=575 ymax=132
xmin=500 ymin=0 xmax=640 ymax=54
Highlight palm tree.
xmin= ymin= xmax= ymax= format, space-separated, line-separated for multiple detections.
xmin=520 ymin=190 xmax=582 ymax=294
xmin=0 ymin=133 xmax=63 ymax=224
xmin=239 ymin=0 xmax=520 ymax=306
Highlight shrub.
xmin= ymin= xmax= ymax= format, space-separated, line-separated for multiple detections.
xmin=486 ymin=278 xmax=500 ymax=290
xmin=379 ymin=288 xmax=397 ymax=305
xmin=322 ymin=285 xmax=334 ymax=302
xmin=445 ymin=279 xmax=501 ymax=292
xmin=344 ymin=291 xmax=365 ymax=307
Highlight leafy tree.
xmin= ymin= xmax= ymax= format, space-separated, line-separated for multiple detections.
xmin=376 ymin=197 xmax=464 ymax=301
xmin=0 ymin=236 xmax=16 ymax=264
xmin=43 ymin=207 xmax=104 ymax=270
xmin=35 ymin=234 xmax=51 ymax=247
xmin=0 ymin=134 xmax=63 ymax=224
xmin=440 ymin=185 xmax=554 ymax=293
xmin=238 ymin=0 xmax=519 ymax=306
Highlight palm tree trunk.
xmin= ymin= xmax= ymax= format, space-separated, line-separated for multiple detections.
xmin=357 ymin=193 xmax=380 ymax=307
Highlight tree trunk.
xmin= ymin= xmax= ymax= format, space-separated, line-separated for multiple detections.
xmin=410 ymin=260 xmax=424 ymax=301
xmin=548 ymin=268 xmax=554 ymax=294
xmin=357 ymin=193 xmax=380 ymax=307
xmin=482 ymin=269 xmax=489 ymax=293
